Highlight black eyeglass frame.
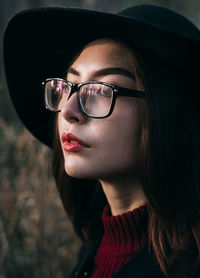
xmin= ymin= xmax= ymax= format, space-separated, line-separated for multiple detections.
xmin=42 ymin=78 xmax=146 ymax=119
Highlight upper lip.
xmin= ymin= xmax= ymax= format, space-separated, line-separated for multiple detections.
xmin=61 ymin=132 xmax=89 ymax=147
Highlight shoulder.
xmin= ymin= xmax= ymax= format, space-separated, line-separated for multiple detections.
xmin=69 ymin=240 xmax=165 ymax=278
xmin=68 ymin=239 xmax=200 ymax=278
xmin=68 ymin=237 xmax=102 ymax=278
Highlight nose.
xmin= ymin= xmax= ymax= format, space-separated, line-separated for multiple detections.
xmin=60 ymin=91 xmax=87 ymax=124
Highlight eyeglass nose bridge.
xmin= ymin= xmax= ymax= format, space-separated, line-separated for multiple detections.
xmin=67 ymin=82 xmax=79 ymax=101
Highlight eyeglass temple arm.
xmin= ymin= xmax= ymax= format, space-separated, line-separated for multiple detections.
xmin=115 ymin=88 xmax=146 ymax=98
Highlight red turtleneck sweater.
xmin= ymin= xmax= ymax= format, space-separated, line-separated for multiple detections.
xmin=90 ymin=203 xmax=148 ymax=278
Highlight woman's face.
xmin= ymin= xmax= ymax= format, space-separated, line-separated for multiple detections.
xmin=57 ymin=38 xmax=144 ymax=181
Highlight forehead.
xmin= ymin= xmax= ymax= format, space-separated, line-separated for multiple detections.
xmin=83 ymin=38 xmax=134 ymax=52
xmin=68 ymin=38 xmax=137 ymax=74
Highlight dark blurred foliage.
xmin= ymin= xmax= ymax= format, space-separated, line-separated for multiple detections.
xmin=0 ymin=0 xmax=200 ymax=277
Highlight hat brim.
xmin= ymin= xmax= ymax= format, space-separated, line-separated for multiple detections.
xmin=4 ymin=7 xmax=200 ymax=147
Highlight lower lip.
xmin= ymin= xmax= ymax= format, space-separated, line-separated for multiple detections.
xmin=63 ymin=141 xmax=86 ymax=152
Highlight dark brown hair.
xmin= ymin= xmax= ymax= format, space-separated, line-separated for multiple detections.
xmin=52 ymin=39 xmax=200 ymax=277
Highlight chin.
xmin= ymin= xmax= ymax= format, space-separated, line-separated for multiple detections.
xmin=64 ymin=168 xmax=89 ymax=179
xmin=64 ymin=160 xmax=95 ymax=179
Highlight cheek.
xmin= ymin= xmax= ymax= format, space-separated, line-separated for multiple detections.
xmin=91 ymin=100 xmax=141 ymax=175
xmin=106 ymin=98 xmax=141 ymax=150
xmin=99 ymin=122 xmax=140 ymax=167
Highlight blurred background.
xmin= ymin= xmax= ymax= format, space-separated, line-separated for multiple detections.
xmin=0 ymin=0 xmax=200 ymax=277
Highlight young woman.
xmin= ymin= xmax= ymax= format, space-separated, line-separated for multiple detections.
xmin=4 ymin=4 xmax=200 ymax=278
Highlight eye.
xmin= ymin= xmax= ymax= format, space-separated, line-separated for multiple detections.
xmin=100 ymin=86 xmax=112 ymax=97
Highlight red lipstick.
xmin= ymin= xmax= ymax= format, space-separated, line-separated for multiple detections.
xmin=61 ymin=133 xmax=89 ymax=152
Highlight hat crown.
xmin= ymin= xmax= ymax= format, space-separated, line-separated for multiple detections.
xmin=119 ymin=4 xmax=200 ymax=40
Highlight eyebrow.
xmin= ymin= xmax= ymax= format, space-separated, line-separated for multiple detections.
xmin=67 ymin=67 xmax=136 ymax=80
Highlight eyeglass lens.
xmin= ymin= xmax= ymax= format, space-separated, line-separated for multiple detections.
xmin=45 ymin=79 xmax=113 ymax=117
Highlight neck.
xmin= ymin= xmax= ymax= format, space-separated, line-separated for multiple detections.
xmin=99 ymin=176 xmax=147 ymax=216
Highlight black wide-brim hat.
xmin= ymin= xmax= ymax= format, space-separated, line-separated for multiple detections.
xmin=3 ymin=4 xmax=200 ymax=147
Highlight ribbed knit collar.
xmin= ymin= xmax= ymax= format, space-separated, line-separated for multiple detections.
xmin=100 ymin=202 xmax=148 ymax=257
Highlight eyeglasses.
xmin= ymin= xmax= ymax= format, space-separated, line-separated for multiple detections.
xmin=42 ymin=78 xmax=146 ymax=118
